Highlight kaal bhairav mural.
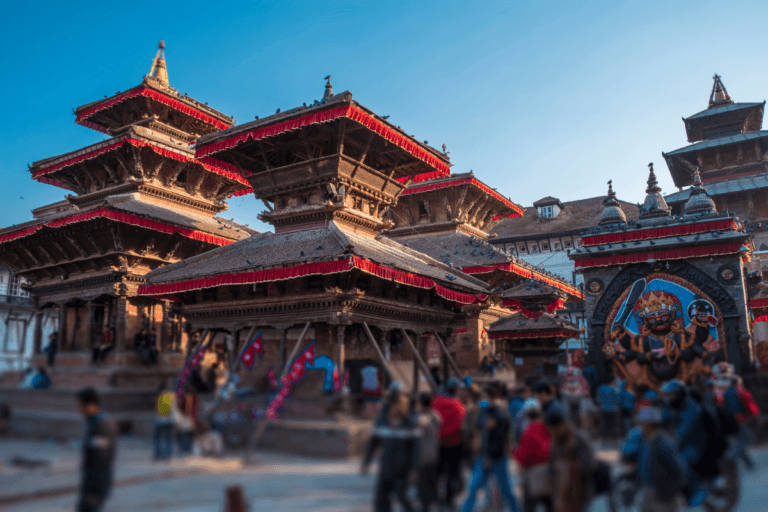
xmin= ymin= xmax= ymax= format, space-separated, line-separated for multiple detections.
xmin=603 ymin=274 xmax=727 ymax=390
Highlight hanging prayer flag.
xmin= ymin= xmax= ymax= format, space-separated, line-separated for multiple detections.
xmin=267 ymin=366 xmax=278 ymax=389
xmin=240 ymin=332 xmax=263 ymax=370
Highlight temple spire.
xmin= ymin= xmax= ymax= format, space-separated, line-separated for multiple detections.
xmin=683 ymin=166 xmax=717 ymax=216
xmin=708 ymin=73 xmax=732 ymax=108
xmin=322 ymin=75 xmax=333 ymax=102
xmin=147 ymin=40 xmax=169 ymax=88
xmin=639 ymin=162 xmax=671 ymax=220
xmin=599 ymin=180 xmax=627 ymax=226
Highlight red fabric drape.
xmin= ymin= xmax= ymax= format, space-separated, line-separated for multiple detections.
xmin=138 ymin=259 xmax=354 ymax=296
xmin=195 ymin=106 xmax=452 ymax=176
xmin=32 ymin=138 xmax=250 ymax=190
xmin=400 ymin=178 xmax=523 ymax=217
xmin=138 ymin=255 xmax=489 ymax=305
xmin=754 ymin=315 xmax=768 ymax=323
xmin=453 ymin=327 xmax=487 ymax=335
xmin=751 ymin=298 xmax=768 ymax=309
xmin=461 ymin=263 xmax=581 ymax=297
xmin=488 ymin=330 xmax=576 ymax=340
xmin=501 ymin=298 xmax=565 ymax=318
xmin=0 ymin=208 xmax=235 ymax=246
xmin=580 ymin=219 xmax=738 ymax=246
xmin=395 ymin=171 xmax=444 ymax=184
xmin=76 ymin=88 xmax=230 ymax=130
xmin=573 ymin=243 xmax=742 ymax=269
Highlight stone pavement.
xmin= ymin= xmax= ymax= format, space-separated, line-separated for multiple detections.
xmin=1 ymin=437 xmax=767 ymax=511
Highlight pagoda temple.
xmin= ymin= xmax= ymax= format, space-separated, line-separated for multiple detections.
xmin=488 ymin=280 xmax=579 ymax=377
xmin=570 ymin=164 xmax=755 ymax=388
xmin=384 ymin=171 xmax=582 ymax=366
xmin=139 ymin=79 xmax=495 ymax=406
xmin=663 ymin=75 xmax=768 ymax=251
xmin=0 ymin=42 xmax=254 ymax=379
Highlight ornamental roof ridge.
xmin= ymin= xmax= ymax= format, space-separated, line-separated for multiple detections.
xmin=709 ymin=73 xmax=733 ymax=108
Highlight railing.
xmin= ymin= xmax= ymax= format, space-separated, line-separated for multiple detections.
xmin=0 ymin=295 xmax=32 ymax=306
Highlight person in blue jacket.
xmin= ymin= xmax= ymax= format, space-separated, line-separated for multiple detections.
xmin=660 ymin=380 xmax=708 ymax=507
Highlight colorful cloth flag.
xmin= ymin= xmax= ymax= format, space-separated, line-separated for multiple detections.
xmin=190 ymin=345 xmax=207 ymax=368
xmin=267 ymin=366 xmax=278 ymax=389
xmin=332 ymin=366 xmax=341 ymax=392
xmin=240 ymin=332 xmax=263 ymax=370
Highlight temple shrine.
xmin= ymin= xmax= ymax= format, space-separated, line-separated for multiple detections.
xmin=571 ymin=164 xmax=756 ymax=388
xmin=0 ymin=42 xmax=253 ymax=394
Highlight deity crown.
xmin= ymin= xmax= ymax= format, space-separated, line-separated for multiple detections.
xmin=634 ymin=290 xmax=679 ymax=315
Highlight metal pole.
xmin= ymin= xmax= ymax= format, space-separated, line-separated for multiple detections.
xmin=432 ymin=329 xmax=463 ymax=378
xmin=400 ymin=328 xmax=437 ymax=392
xmin=280 ymin=321 xmax=311 ymax=380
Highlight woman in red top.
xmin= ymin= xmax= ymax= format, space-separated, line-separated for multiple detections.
xmin=513 ymin=399 xmax=553 ymax=512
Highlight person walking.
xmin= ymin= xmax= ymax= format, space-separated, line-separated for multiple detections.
xmin=636 ymin=405 xmax=686 ymax=512
xmin=361 ymin=389 xmax=420 ymax=512
xmin=461 ymin=384 xmax=520 ymax=512
xmin=92 ymin=329 xmax=115 ymax=364
xmin=544 ymin=407 xmax=593 ymax=512
xmin=596 ymin=376 xmax=620 ymax=441
xmin=432 ymin=377 xmax=467 ymax=510
xmin=44 ymin=331 xmax=58 ymax=367
xmin=416 ymin=393 xmax=442 ymax=512
xmin=153 ymin=382 xmax=176 ymax=460
xmin=513 ymin=399 xmax=553 ymax=512
xmin=76 ymin=388 xmax=117 ymax=512
xmin=175 ymin=386 xmax=197 ymax=455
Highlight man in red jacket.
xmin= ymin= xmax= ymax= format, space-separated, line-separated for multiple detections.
xmin=432 ymin=378 xmax=466 ymax=510
xmin=513 ymin=399 xmax=553 ymax=512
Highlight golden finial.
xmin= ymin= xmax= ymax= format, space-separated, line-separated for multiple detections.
xmin=147 ymin=40 xmax=169 ymax=88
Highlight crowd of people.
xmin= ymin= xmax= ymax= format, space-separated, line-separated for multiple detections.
xmin=360 ymin=362 xmax=761 ymax=512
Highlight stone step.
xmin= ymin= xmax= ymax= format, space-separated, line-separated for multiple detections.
xmin=32 ymin=351 xmax=187 ymax=369
xmin=7 ymin=409 xmax=155 ymax=440
xmin=0 ymin=386 xmax=157 ymax=413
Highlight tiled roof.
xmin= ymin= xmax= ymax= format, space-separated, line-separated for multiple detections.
xmin=144 ymin=222 xmax=488 ymax=294
xmin=394 ymin=232 xmax=513 ymax=268
xmin=666 ymin=131 xmax=768 ymax=156
xmin=500 ymin=281 xmax=564 ymax=300
xmin=488 ymin=312 xmax=578 ymax=333
xmin=686 ymin=102 xmax=763 ymax=120
xmin=493 ymin=196 xmax=640 ymax=240
xmin=665 ymin=174 xmax=768 ymax=203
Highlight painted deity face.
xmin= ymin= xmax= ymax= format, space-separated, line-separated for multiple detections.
xmin=639 ymin=308 xmax=676 ymax=332
xmin=634 ymin=291 xmax=680 ymax=334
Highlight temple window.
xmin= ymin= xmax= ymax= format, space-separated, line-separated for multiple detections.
xmin=418 ymin=201 xmax=428 ymax=218
xmin=542 ymin=244 xmax=550 ymax=251
xmin=301 ymin=196 xmax=309 ymax=205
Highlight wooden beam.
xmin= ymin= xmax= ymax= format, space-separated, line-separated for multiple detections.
xmin=50 ymin=240 xmax=73 ymax=261
xmin=337 ymin=118 xmax=347 ymax=155
xmin=65 ymin=235 xmax=89 ymax=259
xmin=82 ymin=231 xmax=105 ymax=255
xmin=99 ymin=158 xmax=119 ymax=184
xmin=400 ymin=328 xmax=437 ymax=392
xmin=113 ymin=150 xmax=136 ymax=179
xmin=110 ymin=223 xmax=124 ymax=252
xmin=147 ymin=159 xmax=164 ymax=181
xmin=362 ymin=322 xmax=402 ymax=383
xmin=432 ymin=329 xmax=464 ymax=379
xmin=19 ymin=246 xmax=41 ymax=267
xmin=189 ymin=170 xmax=206 ymax=195
xmin=166 ymin=162 xmax=186 ymax=187
xmin=454 ymin=186 xmax=468 ymax=220
xmin=130 ymin=145 xmax=144 ymax=178
xmin=34 ymin=243 xmax=56 ymax=264
xmin=80 ymin=163 xmax=103 ymax=189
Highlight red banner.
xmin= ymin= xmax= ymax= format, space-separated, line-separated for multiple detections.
xmin=580 ymin=219 xmax=738 ymax=246
xmin=0 ymin=208 xmax=235 ymax=246
xmin=195 ymin=105 xmax=451 ymax=176
xmin=76 ymin=88 xmax=231 ymax=130
xmin=400 ymin=177 xmax=523 ymax=217
xmin=751 ymin=298 xmax=768 ymax=309
xmin=573 ymin=243 xmax=743 ymax=269
xmin=395 ymin=171 xmax=444 ymax=184
xmin=754 ymin=315 xmax=768 ymax=323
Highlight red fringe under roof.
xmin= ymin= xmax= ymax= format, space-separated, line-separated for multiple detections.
xmin=76 ymin=88 xmax=230 ymax=131
xmin=137 ymin=255 xmax=489 ymax=305
xmin=573 ymin=243 xmax=744 ymax=269
xmin=0 ymin=208 xmax=235 ymax=247
xmin=501 ymin=298 xmax=565 ymax=319
xmin=195 ymin=105 xmax=451 ymax=177
xmin=31 ymin=138 xmax=251 ymax=198
xmin=751 ymin=298 xmax=768 ymax=309
xmin=581 ymin=219 xmax=738 ymax=246
xmin=754 ymin=315 xmax=768 ymax=323
xmin=401 ymin=177 xmax=523 ymax=218
xmin=488 ymin=330 xmax=577 ymax=340
xmin=461 ymin=262 xmax=581 ymax=297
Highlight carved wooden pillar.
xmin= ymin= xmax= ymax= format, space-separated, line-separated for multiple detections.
xmin=337 ymin=325 xmax=346 ymax=377
xmin=84 ymin=300 xmax=96 ymax=351
xmin=57 ymin=303 xmax=68 ymax=352
xmin=160 ymin=301 xmax=171 ymax=352
xmin=115 ymin=297 xmax=128 ymax=352
xmin=33 ymin=311 xmax=44 ymax=354
xmin=380 ymin=329 xmax=390 ymax=361
xmin=411 ymin=332 xmax=419 ymax=396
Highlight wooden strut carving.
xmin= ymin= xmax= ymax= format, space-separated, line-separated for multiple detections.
xmin=82 ymin=232 xmax=105 ymax=255
xmin=34 ymin=243 xmax=56 ymax=264
xmin=80 ymin=163 xmax=102 ymax=189
xmin=20 ymin=246 xmax=41 ymax=267
xmin=165 ymin=238 xmax=183 ymax=260
xmin=459 ymin=192 xmax=482 ymax=221
xmin=441 ymin=191 xmax=453 ymax=218
xmin=110 ymin=224 xmax=124 ymax=252
xmin=8 ymin=250 xmax=29 ymax=271
xmin=453 ymin=186 xmax=468 ymax=220
xmin=189 ymin=170 xmax=206 ymax=196
xmin=130 ymin=145 xmax=144 ymax=178
xmin=166 ymin=162 xmax=186 ymax=187
xmin=147 ymin=159 xmax=164 ymax=181
xmin=99 ymin=158 xmax=119 ymax=184
xmin=50 ymin=240 xmax=73 ymax=261
xmin=65 ymin=235 xmax=89 ymax=259
xmin=113 ymin=150 xmax=136 ymax=180
xmin=140 ymin=236 xmax=157 ymax=256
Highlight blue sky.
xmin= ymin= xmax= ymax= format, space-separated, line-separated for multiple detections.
xmin=3 ymin=0 xmax=768 ymax=233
